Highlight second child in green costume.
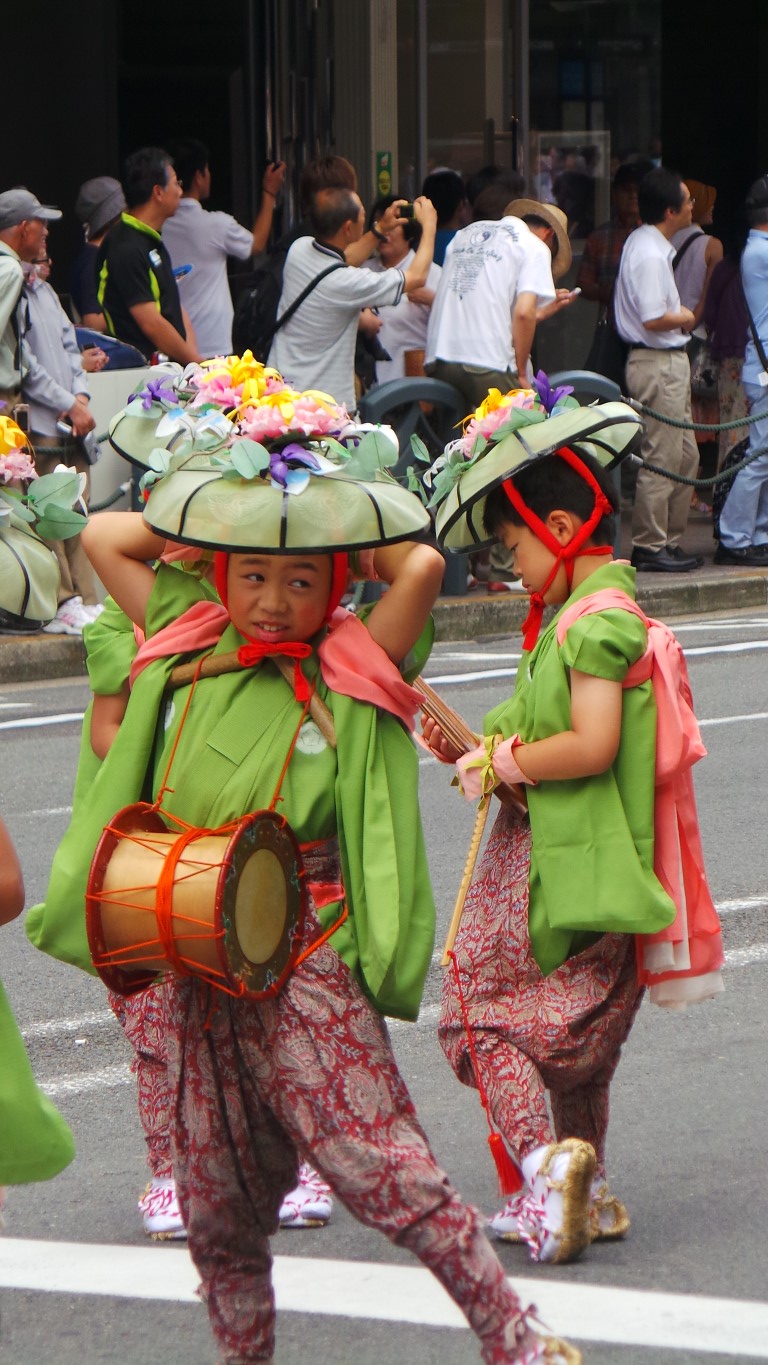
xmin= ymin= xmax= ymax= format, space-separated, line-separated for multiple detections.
xmin=426 ymin=445 xmax=720 ymax=1268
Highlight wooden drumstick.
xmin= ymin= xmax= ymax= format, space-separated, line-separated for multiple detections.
xmin=441 ymin=796 xmax=491 ymax=965
xmin=414 ymin=676 xmax=527 ymax=819
xmin=167 ymin=651 xmax=337 ymax=748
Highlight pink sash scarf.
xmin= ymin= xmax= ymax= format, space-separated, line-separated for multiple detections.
xmin=129 ymin=602 xmax=423 ymax=731
xmin=557 ymin=589 xmax=724 ymax=1008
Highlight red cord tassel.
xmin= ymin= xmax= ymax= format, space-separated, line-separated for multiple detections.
xmin=488 ymin=1131 xmax=524 ymax=1196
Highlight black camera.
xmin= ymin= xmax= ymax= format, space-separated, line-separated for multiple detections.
xmin=398 ymin=202 xmax=415 ymax=219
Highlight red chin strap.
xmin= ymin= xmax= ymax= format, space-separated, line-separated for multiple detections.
xmin=213 ymin=550 xmax=349 ymax=700
xmin=502 ymin=446 xmax=614 ymax=651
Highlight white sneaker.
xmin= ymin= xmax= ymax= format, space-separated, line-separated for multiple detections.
xmin=278 ymin=1163 xmax=333 ymax=1229
xmin=81 ymin=602 xmax=105 ymax=622
xmin=516 ymin=1139 xmax=596 ymax=1264
xmin=138 ymin=1177 xmax=186 ymax=1241
xmin=42 ymin=596 xmax=91 ymax=636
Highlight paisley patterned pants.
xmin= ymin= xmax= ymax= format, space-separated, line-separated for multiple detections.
xmin=109 ymin=982 xmax=173 ymax=1179
xmin=163 ymin=920 xmax=532 ymax=1365
xmin=439 ymin=811 xmax=643 ymax=1176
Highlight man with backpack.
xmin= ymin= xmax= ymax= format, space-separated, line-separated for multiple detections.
xmin=267 ymin=188 xmax=437 ymax=412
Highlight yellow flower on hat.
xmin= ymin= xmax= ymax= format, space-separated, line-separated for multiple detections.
xmin=468 ymin=387 xmax=537 ymax=426
xmin=0 ymin=416 xmax=29 ymax=456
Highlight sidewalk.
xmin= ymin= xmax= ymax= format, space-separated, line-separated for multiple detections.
xmin=2 ymin=504 xmax=766 ymax=683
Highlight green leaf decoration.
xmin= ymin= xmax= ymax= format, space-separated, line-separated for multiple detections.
xmin=406 ymin=466 xmax=428 ymax=504
xmin=229 ymin=439 xmax=271 ymax=479
xmin=320 ymin=437 xmax=351 ymax=462
xmin=344 ymin=431 xmax=396 ymax=480
xmin=35 ymin=505 xmax=87 ymax=541
xmin=0 ymin=487 xmax=35 ymax=525
xmin=27 ymin=470 xmax=82 ymax=512
xmin=147 ymin=448 xmax=173 ymax=474
xmin=410 ymin=434 xmax=431 ymax=466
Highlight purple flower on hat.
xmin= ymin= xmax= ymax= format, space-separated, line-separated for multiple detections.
xmin=129 ymin=377 xmax=178 ymax=411
xmin=269 ymin=443 xmax=322 ymax=494
xmin=532 ymin=370 xmax=574 ymax=414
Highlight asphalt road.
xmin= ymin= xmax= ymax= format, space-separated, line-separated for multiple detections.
xmin=1 ymin=607 xmax=768 ymax=1365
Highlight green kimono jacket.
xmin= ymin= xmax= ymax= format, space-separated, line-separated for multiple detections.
xmin=27 ymin=566 xmax=435 ymax=1021
xmin=0 ymin=979 xmax=75 ymax=1184
xmin=486 ymin=560 xmax=675 ymax=975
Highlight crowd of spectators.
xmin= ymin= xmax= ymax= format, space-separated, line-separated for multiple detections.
xmin=0 ymin=141 xmax=764 ymax=637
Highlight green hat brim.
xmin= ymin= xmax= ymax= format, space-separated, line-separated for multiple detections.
xmin=0 ymin=523 xmax=60 ymax=627
xmin=435 ymin=401 xmax=643 ymax=553
xmin=108 ymin=411 xmax=186 ymax=470
xmin=143 ymin=466 xmax=430 ymax=554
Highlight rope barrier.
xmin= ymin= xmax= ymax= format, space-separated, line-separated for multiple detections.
xmin=630 ymin=439 xmax=768 ymax=490
xmin=89 ymin=481 xmax=133 ymax=513
xmin=626 ymin=398 xmax=760 ymax=433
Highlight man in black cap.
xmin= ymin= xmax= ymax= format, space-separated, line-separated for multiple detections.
xmin=0 ymin=188 xmax=96 ymax=439
xmin=70 ymin=176 xmax=126 ymax=332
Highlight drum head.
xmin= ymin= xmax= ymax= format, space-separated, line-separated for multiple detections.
xmin=219 ymin=810 xmax=306 ymax=999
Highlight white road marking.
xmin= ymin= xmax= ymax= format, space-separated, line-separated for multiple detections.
xmin=699 ymin=711 xmax=768 ymax=727
xmin=14 ymin=804 xmax=73 ymax=818
xmin=0 ymin=711 xmax=84 ymax=731
xmin=717 ymin=895 xmax=768 ymax=915
xmin=41 ymin=1063 xmax=132 ymax=1097
xmin=22 ymin=1008 xmax=113 ymax=1040
xmin=724 ymin=943 xmax=768 ymax=968
xmin=0 ymin=1239 xmax=767 ymax=1356
xmin=0 ymin=700 xmax=32 ymax=711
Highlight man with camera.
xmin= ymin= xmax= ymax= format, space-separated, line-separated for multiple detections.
xmin=268 ymin=190 xmax=437 ymax=413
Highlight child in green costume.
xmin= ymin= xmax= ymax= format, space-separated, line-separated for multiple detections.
xmin=51 ymin=506 xmax=580 ymax=1365
xmin=425 ymin=443 xmax=722 ymax=1268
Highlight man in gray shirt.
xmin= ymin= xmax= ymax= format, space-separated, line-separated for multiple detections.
xmin=269 ymin=189 xmax=437 ymax=412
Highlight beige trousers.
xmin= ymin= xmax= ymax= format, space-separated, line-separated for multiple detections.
xmin=625 ymin=348 xmax=698 ymax=551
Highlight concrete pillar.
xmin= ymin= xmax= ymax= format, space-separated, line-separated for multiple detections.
xmin=332 ymin=0 xmax=398 ymax=206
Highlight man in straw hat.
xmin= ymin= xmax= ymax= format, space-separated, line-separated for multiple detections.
xmin=425 ymin=197 xmax=572 ymax=410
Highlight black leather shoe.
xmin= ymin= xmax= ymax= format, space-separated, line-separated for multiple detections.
xmin=631 ymin=546 xmax=698 ymax=572
xmin=713 ymin=542 xmax=768 ymax=566
xmin=666 ymin=544 xmax=705 ymax=568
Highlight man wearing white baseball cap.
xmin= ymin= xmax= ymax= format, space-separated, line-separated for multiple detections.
xmin=0 ymin=187 xmax=62 ymax=414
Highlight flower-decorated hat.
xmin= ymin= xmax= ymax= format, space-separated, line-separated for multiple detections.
xmin=425 ymin=375 xmax=643 ymax=553
xmin=0 ymin=417 xmax=89 ymax=629
xmin=108 ymin=353 xmax=430 ymax=553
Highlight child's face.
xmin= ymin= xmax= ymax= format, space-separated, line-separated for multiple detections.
xmin=499 ymin=520 xmax=569 ymax=603
xmin=227 ymin=553 xmax=332 ymax=643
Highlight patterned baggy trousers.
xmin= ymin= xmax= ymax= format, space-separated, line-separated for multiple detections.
xmin=439 ymin=811 xmax=643 ymax=1176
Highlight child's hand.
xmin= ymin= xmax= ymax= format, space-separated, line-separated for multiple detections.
xmin=421 ymin=715 xmax=463 ymax=764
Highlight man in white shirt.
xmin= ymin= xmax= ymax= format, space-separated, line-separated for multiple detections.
xmin=424 ymin=200 xmax=567 ymax=408
xmin=614 ymin=168 xmax=701 ymax=572
xmin=163 ymin=138 xmax=286 ymax=358
xmin=269 ymin=189 xmax=437 ymax=413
